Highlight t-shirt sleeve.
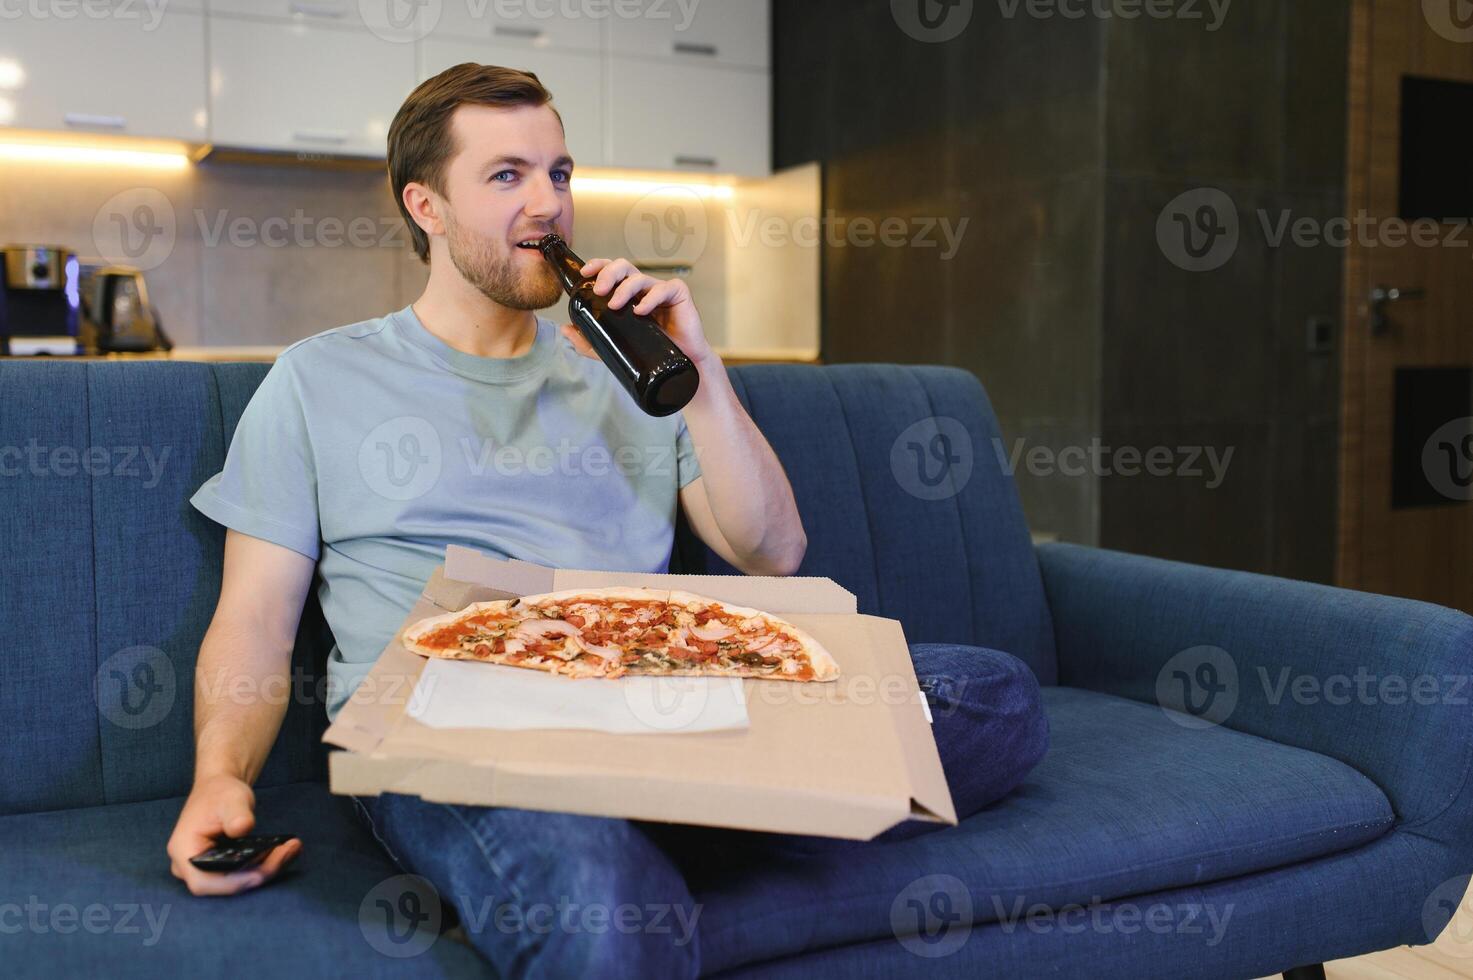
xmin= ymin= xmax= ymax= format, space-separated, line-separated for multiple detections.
xmin=190 ymin=358 xmax=321 ymax=561
xmin=676 ymin=413 xmax=702 ymax=490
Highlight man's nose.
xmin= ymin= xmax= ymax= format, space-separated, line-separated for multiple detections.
xmin=524 ymin=175 xmax=565 ymax=221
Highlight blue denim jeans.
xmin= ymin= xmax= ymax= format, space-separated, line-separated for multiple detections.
xmin=349 ymin=643 xmax=1048 ymax=978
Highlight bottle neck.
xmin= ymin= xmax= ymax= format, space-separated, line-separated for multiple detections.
xmin=537 ymin=235 xmax=587 ymax=295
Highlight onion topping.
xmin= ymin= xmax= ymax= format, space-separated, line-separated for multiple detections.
xmin=577 ymin=638 xmax=622 ymax=662
xmin=690 ymin=622 xmax=737 ymax=641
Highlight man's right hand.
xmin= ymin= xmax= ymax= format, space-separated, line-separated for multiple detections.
xmin=167 ymin=773 xmax=301 ymax=896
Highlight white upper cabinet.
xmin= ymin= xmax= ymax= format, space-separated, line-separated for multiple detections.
xmin=208 ymin=0 xmax=422 ymax=41
xmin=607 ymin=56 xmax=768 ymax=176
xmin=425 ymin=1 xmax=602 ymax=51
xmin=208 ymin=16 xmax=416 ymax=156
xmin=0 ymin=11 xmax=207 ymax=140
xmin=608 ymin=0 xmax=768 ymax=68
xmin=0 ymin=1 xmax=770 ymax=175
xmin=419 ymin=40 xmax=605 ymax=166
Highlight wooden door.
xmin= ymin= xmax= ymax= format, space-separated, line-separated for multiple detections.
xmin=1339 ymin=0 xmax=1473 ymax=610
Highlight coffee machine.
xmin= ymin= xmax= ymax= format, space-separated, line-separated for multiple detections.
xmin=0 ymin=245 xmax=81 ymax=355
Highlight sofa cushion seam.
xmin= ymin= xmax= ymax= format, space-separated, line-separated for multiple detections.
xmin=86 ymin=364 xmax=106 ymax=805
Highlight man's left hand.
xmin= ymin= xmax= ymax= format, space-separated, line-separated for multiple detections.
xmin=559 ymin=258 xmax=715 ymax=366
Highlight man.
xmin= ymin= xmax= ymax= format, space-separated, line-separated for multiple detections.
xmin=166 ymin=64 xmax=1048 ymax=976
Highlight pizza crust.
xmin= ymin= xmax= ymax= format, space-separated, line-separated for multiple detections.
xmin=514 ymin=586 xmax=671 ymax=607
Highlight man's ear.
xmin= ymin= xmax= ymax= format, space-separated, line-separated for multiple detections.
xmin=402 ymin=181 xmax=445 ymax=240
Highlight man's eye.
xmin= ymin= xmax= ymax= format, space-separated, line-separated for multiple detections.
xmin=491 ymin=170 xmax=517 ymax=182
xmin=552 ymin=170 xmax=571 ymax=184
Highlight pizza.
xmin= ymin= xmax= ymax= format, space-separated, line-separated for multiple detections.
xmin=401 ymin=586 xmax=839 ymax=683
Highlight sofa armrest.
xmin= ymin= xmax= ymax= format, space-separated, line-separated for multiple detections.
xmin=1036 ymin=542 xmax=1473 ymax=847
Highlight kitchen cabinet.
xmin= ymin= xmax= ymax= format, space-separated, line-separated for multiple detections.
xmin=208 ymin=15 xmax=416 ymax=156
xmin=425 ymin=1 xmax=602 ymax=51
xmin=0 ymin=10 xmax=207 ymax=140
xmin=0 ymin=1 xmax=772 ymax=177
xmin=419 ymin=40 xmax=605 ymax=166
xmin=208 ymin=0 xmax=421 ymax=41
xmin=608 ymin=0 xmax=769 ymax=68
xmin=607 ymin=56 xmax=768 ymax=175
xmin=75 ymin=0 xmax=205 ymax=9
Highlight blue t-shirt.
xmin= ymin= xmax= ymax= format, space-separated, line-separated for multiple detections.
xmin=190 ymin=305 xmax=701 ymax=721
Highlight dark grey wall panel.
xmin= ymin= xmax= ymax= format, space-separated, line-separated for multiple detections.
xmin=773 ymin=0 xmax=1347 ymax=580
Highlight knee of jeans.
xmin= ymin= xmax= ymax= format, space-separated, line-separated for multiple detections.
xmin=923 ymin=648 xmax=1050 ymax=762
xmin=562 ymin=906 xmax=701 ymax=979
xmin=983 ymin=650 xmax=1050 ymax=774
xmin=921 ymin=647 xmax=1039 ymax=709
xmin=490 ymin=861 xmax=702 ymax=978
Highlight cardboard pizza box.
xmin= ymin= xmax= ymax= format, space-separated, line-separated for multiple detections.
xmin=321 ymin=545 xmax=957 ymax=840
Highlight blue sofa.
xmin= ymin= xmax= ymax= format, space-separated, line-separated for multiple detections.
xmin=3 ymin=358 xmax=1470 ymax=978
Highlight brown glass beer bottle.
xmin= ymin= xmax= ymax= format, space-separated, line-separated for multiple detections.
xmin=537 ymin=233 xmax=700 ymax=417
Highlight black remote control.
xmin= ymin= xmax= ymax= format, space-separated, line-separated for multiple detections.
xmin=189 ymin=834 xmax=296 ymax=873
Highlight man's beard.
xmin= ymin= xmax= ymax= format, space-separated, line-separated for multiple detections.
xmin=443 ymin=209 xmax=564 ymax=311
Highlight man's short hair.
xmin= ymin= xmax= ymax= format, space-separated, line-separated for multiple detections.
xmin=387 ymin=63 xmax=563 ymax=264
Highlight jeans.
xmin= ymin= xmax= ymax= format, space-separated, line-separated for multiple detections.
xmin=349 ymin=643 xmax=1049 ymax=978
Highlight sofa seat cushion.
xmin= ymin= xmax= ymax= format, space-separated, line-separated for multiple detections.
xmin=0 ymin=781 xmax=489 ymax=978
xmin=675 ymin=685 xmax=1396 ymax=973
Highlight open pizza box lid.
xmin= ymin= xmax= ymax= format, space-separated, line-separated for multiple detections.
xmin=322 ymin=544 xmax=956 ymax=840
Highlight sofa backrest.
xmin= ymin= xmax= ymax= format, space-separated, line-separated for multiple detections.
xmin=0 ymin=359 xmax=1055 ymax=816
xmin=670 ymin=364 xmax=1056 ymax=678
xmin=0 ymin=361 xmax=328 ymax=817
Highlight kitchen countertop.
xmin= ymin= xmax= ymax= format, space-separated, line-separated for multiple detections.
xmin=3 ymin=345 xmax=821 ymax=365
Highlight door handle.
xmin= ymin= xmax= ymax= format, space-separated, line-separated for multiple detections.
xmin=1369 ymin=284 xmax=1426 ymax=335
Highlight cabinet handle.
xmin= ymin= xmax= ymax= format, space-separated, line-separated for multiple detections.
xmin=294 ymin=129 xmax=349 ymax=144
xmin=673 ymin=41 xmax=718 ymax=57
xmin=289 ymin=1 xmax=347 ymax=18
xmin=64 ymin=113 xmax=127 ymax=129
xmin=494 ymin=25 xmax=546 ymax=40
xmin=674 ymin=155 xmax=718 ymax=168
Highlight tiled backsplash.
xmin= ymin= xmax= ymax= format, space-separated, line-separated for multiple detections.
xmin=0 ymin=155 xmax=819 ymax=357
